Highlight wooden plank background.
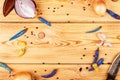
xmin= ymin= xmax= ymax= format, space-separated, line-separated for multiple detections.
xmin=0 ymin=0 xmax=120 ymax=22
xmin=0 ymin=0 xmax=120 ymax=80
xmin=0 ymin=64 xmax=120 ymax=80
xmin=0 ymin=23 xmax=120 ymax=64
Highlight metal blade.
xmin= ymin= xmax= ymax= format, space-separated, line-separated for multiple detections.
xmin=106 ymin=54 xmax=120 ymax=80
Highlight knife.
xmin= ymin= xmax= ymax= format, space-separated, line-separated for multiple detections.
xmin=106 ymin=54 xmax=120 ymax=80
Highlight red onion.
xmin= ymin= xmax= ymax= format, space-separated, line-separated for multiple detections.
xmin=15 ymin=0 xmax=36 ymax=18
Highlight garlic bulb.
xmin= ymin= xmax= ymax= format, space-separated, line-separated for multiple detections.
xmin=15 ymin=0 xmax=36 ymax=18
xmin=13 ymin=71 xmax=33 ymax=80
xmin=96 ymin=32 xmax=112 ymax=47
xmin=93 ymin=0 xmax=107 ymax=16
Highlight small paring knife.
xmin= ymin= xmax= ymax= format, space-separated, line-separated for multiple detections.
xmin=106 ymin=54 xmax=120 ymax=80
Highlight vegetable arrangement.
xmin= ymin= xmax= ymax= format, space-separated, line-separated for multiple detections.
xmin=2 ymin=0 xmax=120 ymax=80
xmin=0 ymin=61 xmax=58 ymax=80
xmin=3 ymin=0 xmax=120 ymax=20
xmin=3 ymin=0 xmax=36 ymax=18
xmin=3 ymin=0 xmax=51 ymax=26
xmin=85 ymin=0 xmax=120 ymax=19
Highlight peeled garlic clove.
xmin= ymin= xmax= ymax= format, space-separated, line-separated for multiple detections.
xmin=97 ymin=32 xmax=106 ymax=41
xmin=15 ymin=0 xmax=36 ymax=18
xmin=96 ymin=41 xmax=104 ymax=46
xmin=103 ymin=42 xmax=112 ymax=47
xmin=93 ymin=0 xmax=107 ymax=16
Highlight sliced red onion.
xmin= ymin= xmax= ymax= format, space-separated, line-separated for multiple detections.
xmin=15 ymin=0 xmax=36 ymax=18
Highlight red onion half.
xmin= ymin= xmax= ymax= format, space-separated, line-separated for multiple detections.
xmin=15 ymin=0 xmax=36 ymax=18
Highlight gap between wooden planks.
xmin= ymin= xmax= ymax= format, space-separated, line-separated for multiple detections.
xmin=0 ymin=64 xmax=119 ymax=80
xmin=0 ymin=23 xmax=120 ymax=64
xmin=0 ymin=0 xmax=120 ymax=22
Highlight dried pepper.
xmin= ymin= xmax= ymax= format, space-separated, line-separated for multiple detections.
xmin=89 ymin=58 xmax=104 ymax=71
xmin=106 ymin=9 xmax=120 ymax=20
xmin=93 ymin=48 xmax=99 ymax=63
xmin=0 ymin=62 xmax=12 ymax=74
xmin=41 ymin=69 xmax=57 ymax=78
xmin=86 ymin=26 xmax=102 ymax=33
xmin=89 ymin=48 xmax=104 ymax=71
xmin=39 ymin=17 xmax=51 ymax=27
xmin=9 ymin=28 xmax=28 ymax=41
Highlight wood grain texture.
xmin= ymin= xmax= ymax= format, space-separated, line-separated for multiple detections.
xmin=0 ymin=0 xmax=120 ymax=80
xmin=0 ymin=0 xmax=120 ymax=22
xmin=0 ymin=64 xmax=119 ymax=80
xmin=0 ymin=23 xmax=120 ymax=64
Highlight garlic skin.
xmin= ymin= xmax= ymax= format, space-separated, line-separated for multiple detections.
xmin=96 ymin=32 xmax=112 ymax=47
xmin=15 ymin=0 xmax=36 ymax=18
xmin=97 ymin=32 xmax=106 ymax=41
xmin=93 ymin=0 xmax=107 ymax=16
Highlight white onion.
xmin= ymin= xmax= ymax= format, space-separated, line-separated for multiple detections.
xmin=15 ymin=0 xmax=36 ymax=18
xmin=13 ymin=71 xmax=33 ymax=80
xmin=93 ymin=0 xmax=106 ymax=16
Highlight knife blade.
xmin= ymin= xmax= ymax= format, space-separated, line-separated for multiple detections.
xmin=106 ymin=54 xmax=120 ymax=80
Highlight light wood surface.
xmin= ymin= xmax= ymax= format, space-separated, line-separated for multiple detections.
xmin=0 ymin=64 xmax=119 ymax=80
xmin=0 ymin=23 xmax=120 ymax=64
xmin=0 ymin=0 xmax=120 ymax=22
xmin=0 ymin=0 xmax=120 ymax=80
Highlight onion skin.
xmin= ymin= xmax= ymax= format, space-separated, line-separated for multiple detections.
xmin=3 ymin=0 xmax=15 ymax=17
xmin=93 ymin=0 xmax=107 ymax=16
xmin=15 ymin=0 xmax=36 ymax=19
xmin=13 ymin=72 xmax=33 ymax=80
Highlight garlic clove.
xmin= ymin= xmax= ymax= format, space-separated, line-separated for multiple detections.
xmin=97 ymin=32 xmax=106 ymax=41
xmin=93 ymin=0 xmax=107 ymax=16
xmin=96 ymin=41 xmax=104 ymax=46
xmin=103 ymin=42 xmax=112 ymax=47
xmin=15 ymin=0 xmax=36 ymax=18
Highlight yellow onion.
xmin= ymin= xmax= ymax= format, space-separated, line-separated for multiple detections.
xmin=13 ymin=71 xmax=33 ymax=80
xmin=93 ymin=0 xmax=107 ymax=16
